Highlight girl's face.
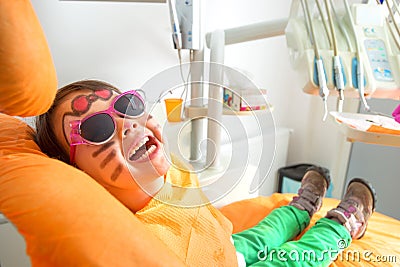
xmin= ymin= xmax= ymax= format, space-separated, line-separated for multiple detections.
xmin=52 ymin=89 xmax=170 ymax=193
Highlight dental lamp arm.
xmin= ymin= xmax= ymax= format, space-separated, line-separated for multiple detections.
xmin=205 ymin=19 xmax=288 ymax=48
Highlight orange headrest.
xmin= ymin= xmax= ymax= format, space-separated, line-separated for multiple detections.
xmin=0 ymin=1 xmax=57 ymax=117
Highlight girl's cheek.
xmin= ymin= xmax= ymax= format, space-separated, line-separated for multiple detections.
xmin=146 ymin=118 xmax=163 ymax=142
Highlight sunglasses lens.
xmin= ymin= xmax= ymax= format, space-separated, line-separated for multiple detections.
xmin=114 ymin=94 xmax=144 ymax=116
xmin=80 ymin=113 xmax=115 ymax=143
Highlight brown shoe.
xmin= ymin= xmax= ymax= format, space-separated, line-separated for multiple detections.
xmin=326 ymin=178 xmax=376 ymax=239
xmin=289 ymin=166 xmax=331 ymax=217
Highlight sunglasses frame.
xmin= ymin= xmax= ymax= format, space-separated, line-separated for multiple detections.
xmin=69 ymin=90 xmax=145 ymax=165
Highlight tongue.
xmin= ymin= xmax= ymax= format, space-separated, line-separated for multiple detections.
xmin=130 ymin=143 xmax=147 ymax=161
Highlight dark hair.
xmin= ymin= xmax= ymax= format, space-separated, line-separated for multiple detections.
xmin=35 ymin=80 xmax=122 ymax=164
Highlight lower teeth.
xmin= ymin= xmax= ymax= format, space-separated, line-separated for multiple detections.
xmin=137 ymin=145 xmax=156 ymax=161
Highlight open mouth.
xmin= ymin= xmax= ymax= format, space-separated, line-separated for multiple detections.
xmin=129 ymin=136 xmax=158 ymax=161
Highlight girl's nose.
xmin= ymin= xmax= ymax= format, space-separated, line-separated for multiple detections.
xmin=118 ymin=113 xmax=147 ymax=138
xmin=121 ymin=119 xmax=139 ymax=138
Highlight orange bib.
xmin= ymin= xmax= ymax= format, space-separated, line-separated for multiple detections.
xmin=136 ymin=159 xmax=238 ymax=266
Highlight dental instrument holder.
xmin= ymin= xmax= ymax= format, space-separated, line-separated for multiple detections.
xmin=285 ymin=1 xmax=400 ymax=103
xmin=168 ymin=0 xmax=204 ymax=162
xmin=168 ymin=0 xmax=200 ymax=51
xmin=203 ymin=20 xmax=287 ymax=170
xmin=206 ymin=30 xmax=225 ymax=169
xmin=197 ymin=17 xmax=288 ymax=173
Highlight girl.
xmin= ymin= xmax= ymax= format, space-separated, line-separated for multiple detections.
xmin=36 ymin=79 xmax=376 ymax=266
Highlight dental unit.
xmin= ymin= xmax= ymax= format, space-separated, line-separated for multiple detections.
xmin=286 ymin=0 xmax=400 ymax=119
xmin=165 ymin=0 xmax=400 ymax=179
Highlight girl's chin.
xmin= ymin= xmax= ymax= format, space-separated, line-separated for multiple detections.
xmin=157 ymin=163 xmax=170 ymax=177
xmin=126 ymin=160 xmax=169 ymax=178
xmin=147 ymin=155 xmax=170 ymax=175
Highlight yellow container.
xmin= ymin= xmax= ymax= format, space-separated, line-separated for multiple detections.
xmin=164 ymin=98 xmax=183 ymax=122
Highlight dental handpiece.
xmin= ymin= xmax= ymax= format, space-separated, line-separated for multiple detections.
xmin=316 ymin=57 xmax=329 ymax=120
xmin=357 ymin=61 xmax=370 ymax=111
xmin=333 ymin=56 xmax=345 ymax=112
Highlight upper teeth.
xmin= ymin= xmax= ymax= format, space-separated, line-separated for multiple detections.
xmin=131 ymin=137 xmax=149 ymax=156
